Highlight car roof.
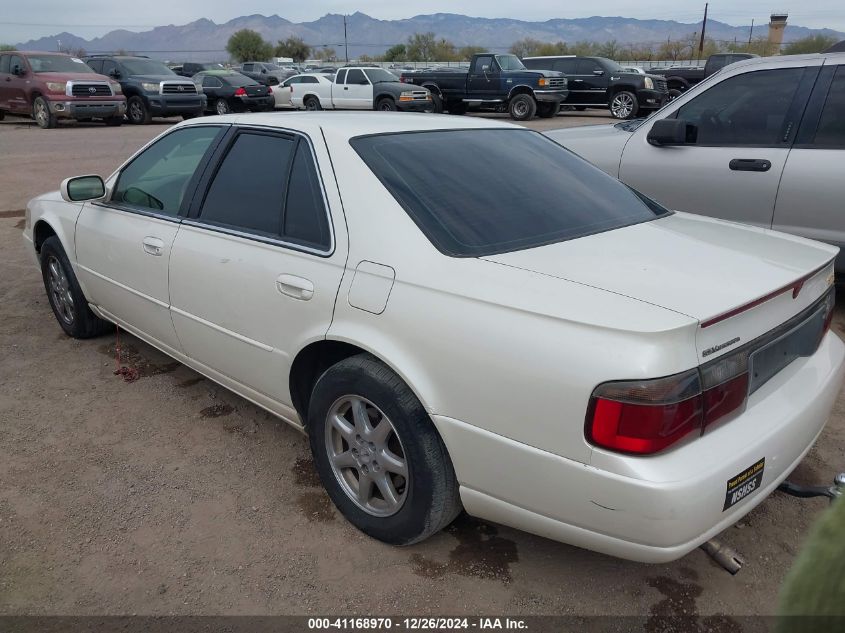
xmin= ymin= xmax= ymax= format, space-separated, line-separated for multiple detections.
xmin=728 ymin=52 xmax=845 ymax=71
xmin=14 ymin=51 xmax=71 ymax=56
xmin=180 ymin=111 xmax=520 ymax=139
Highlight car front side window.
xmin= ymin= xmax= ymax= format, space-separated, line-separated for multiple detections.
xmin=112 ymin=126 xmax=223 ymax=216
xmin=676 ymin=67 xmax=804 ymax=146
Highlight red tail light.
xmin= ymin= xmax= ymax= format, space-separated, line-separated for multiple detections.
xmin=234 ymin=87 xmax=247 ymax=96
xmin=587 ymin=354 xmax=751 ymax=455
xmin=267 ymin=86 xmax=273 ymax=94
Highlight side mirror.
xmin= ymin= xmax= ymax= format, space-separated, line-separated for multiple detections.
xmin=593 ymin=69 xmax=605 ymax=76
xmin=12 ymin=65 xmax=25 ymax=76
xmin=647 ymin=118 xmax=698 ymax=146
xmin=481 ymin=65 xmax=490 ymax=73
xmin=266 ymin=76 xmax=279 ymax=86
xmin=109 ymin=69 xmax=121 ymax=79
xmin=60 ymin=175 xmax=106 ymax=202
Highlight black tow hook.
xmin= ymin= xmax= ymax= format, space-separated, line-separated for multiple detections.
xmin=777 ymin=473 xmax=845 ymax=503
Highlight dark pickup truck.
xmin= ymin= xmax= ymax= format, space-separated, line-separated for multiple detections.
xmin=523 ymin=56 xmax=669 ymax=119
xmin=400 ymin=53 xmax=567 ymax=120
xmin=648 ymin=53 xmax=757 ymax=97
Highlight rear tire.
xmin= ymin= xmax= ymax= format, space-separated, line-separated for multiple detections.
xmin=215 ymin=99 xmax=231 ymax=115
xmin=668 ymin=88 xmax=683 ymax=101
xmin=308 ymin=354 xmax=462 ymax=545
xmin=33 ymin=96 xmax=57 ymax=129
xmin=508 ymin=94 xmax=537 ymax=121
xmin=127 ymin=96 xmax=151 ymax=124
xmin=430 ymin=93 xmax=444 ymax=114
xmin=304 ymin=96 xmax=322 ymax=111
xmin=40 ymin=236 xmax=110 ymax=339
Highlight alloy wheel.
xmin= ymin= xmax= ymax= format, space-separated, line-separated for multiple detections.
xmin=611 ymin=93 xmax=635 ymax=118
xmin=34 ymin=100 xmax=49 ymax=126
xmin=324 ymin=395 xmax=409 ymax=517
xmin=46 ymin=255 xmax=75 ymax=325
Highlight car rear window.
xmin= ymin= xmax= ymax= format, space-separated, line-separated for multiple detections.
xmin=351 ymin=129 xmax=670 ymax=257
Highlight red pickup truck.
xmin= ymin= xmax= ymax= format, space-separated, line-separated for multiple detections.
xmin=0 ymin=51 xmax=127 ymax=128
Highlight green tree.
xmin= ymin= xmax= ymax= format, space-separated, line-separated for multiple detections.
xmin=406 ymin=32 xmax=438 ymax=62
xmin=274 ymin=36 xmax=311 ymax=63
xmin=509 ymin=37 xmax=544 ymax=58
xmin=315 ymin=47 xmax=337 ymax=62
xmin=383 ymin=44 xmax=407 ymax=62
xmin=459 ymin=45 xmax=487 ymax=60
xmin=0 ymin=44 xmax=16 ymax=51
xmin=597 ymin=39 xmax=622 ymax=60
xmin=432 ymin=38 xmax=458 ymax=61
xmin=783 ymin=34 xmax=838 ymax=55
xmin=226 ymin=29 xmax=273 ymax=63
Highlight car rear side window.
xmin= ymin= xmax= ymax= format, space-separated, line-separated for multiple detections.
xmin=199 ymin=132 xmax=295 ymax=237
xmin=554 ymin=59 xmax=578 ymax=74
xmin=0 ymin=55 xmax=10 ymax=74
xmin=284 ymin=141 xmax=331 ymax=248
xmin=676 ymin=68 xmax=804 ymax=146
xmin=351 ymin=129 xmax=670 ymax=257
xmin=113 ymin=126 xmax=222 ymax=216
xmin=814 ymin=66 xmax=845 ymax=147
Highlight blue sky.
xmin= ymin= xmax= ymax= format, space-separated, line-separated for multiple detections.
xmin=3 ymin=0 xmax=843 ymax=44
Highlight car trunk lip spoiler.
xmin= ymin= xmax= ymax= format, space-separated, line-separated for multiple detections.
xmin=700 ymin=261 xmax=832 ymax=329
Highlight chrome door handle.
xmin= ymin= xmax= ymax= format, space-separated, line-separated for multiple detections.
xmin=142 ymin=236 xmax=164 ymax=256
xmin=276 ymin=274 xmax=314 ymax=301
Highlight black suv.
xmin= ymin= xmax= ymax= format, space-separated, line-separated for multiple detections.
xmin=523 ymin=56 xmax=669 ymax=119
xmin=84 ymin=55 xmax=206 ymax=124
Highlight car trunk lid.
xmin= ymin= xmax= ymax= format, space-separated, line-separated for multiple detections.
xmin=481 ymin=212 xmax=837 ymax=363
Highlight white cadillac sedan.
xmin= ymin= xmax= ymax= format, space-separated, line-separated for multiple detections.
xmin=22 ymin=113 xmax=845 ymax=563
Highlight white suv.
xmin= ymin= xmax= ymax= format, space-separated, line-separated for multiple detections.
xmin=546 ymin=53 xmax=845 ymax=271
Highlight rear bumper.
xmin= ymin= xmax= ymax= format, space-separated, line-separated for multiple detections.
xmin=234 ymin=96 xmax=273 ymax=111
xmin=433 ymin=331 xmax=845 ymax=563
xmin=48 ymin=98 xmax=126 ymax=120
xmin=534 ymin=89 xmax=569 ymax=104
xmin=147 ymin=94 xmax=206 ymax=116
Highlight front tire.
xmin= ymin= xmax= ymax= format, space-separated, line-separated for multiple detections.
xmin=508 ymin=94 xmax=537 ymax=121
xmin=308 ymin=354 xmax=461 ymax=545
xmin=127 ymin=96 xmax=151 ymax=124
xmin=40 ymin=236 xmax=110 ymax=338
xmin=610 ymin=90 xmax=639 ymax=119
xmin=33 ymin=96 xmax=57 ymax=129
xmin=376 ymin=97 xmax=397 ymax=111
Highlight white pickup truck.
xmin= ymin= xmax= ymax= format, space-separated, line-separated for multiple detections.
xmin=291 ymin=66 xmax=433 ymax=112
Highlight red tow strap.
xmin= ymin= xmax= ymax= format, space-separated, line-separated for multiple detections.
xmin=113 ymin=325 xmax=140 ymax=383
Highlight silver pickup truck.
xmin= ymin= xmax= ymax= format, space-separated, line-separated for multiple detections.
xmin=546 ymin=53 xmax=845 ymax=271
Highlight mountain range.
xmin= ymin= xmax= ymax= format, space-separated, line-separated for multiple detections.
xmin=15 ymin=12 xmax=845 ymax=61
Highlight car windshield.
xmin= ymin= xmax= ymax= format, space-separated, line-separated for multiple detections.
xmin=365 ymin=68 xmax=398 ymax=83
xmin=495 ymin=55 xmax=525 ymax=71
xmin=352 ymin=129 xmax=670 ymax=257
xmin=120 ymin=59 xmax=175 ymax=75
xmin=28 ymin=55 xmax=95 ymax=73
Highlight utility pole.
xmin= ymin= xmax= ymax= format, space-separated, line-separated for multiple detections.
xmin=343 ymin=15 xmax=349 ymax=62
xmin=698 ymin=2 xmax=708 ymax=58
xmin=748 ymin=19 xmax=755 ymax=45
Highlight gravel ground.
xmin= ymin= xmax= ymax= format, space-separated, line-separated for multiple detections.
xmin=0 ymin=110 xmax=843 ymax=621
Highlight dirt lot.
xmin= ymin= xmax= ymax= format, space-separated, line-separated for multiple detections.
xmin=1 ymin=110 xmax=844 ymax=622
